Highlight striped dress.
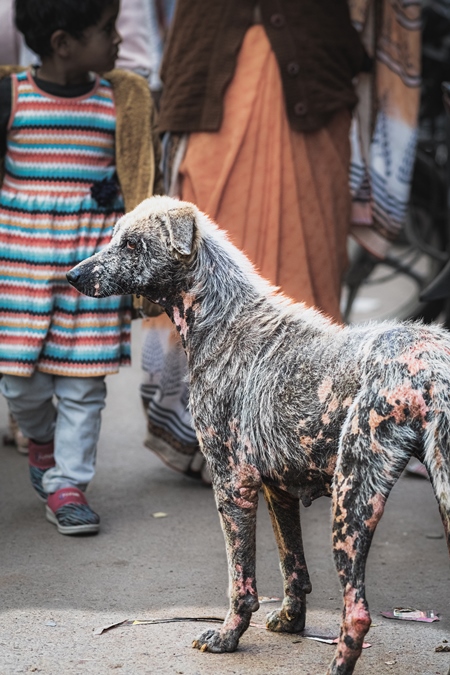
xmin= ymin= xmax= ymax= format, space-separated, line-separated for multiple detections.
xmin=0 ymin=71 xmax=131 ymax=377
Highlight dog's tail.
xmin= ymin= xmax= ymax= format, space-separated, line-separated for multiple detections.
xmin=423 ymin=382 xmax=450 ymax=556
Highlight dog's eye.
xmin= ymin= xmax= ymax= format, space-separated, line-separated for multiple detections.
xmin=126 ymin=240 xmax=136 ymax=250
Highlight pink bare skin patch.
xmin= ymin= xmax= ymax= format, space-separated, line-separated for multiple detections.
xmin=380 ymin=382 xmax=429 ymax=426
xmin=351 ymin=409 xmax=361 ymax=435
xmin=234 ymin=564 xmax=257 ymax=597
xmin=364 ymin=493 xmax=385 ymax=530
xmin=334 ymin=587 xmax=371 ymax=667
xmin=173 ymin=306 xmax=188 ymax=340
xmin=318 ymin=376 xmax=334 ymax=403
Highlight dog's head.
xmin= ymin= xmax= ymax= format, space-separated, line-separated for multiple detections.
xmin=66 ymin=196 xmax=201 ymax=303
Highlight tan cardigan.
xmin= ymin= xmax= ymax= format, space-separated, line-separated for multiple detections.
xmin=0 ymin=66 xmax=163 ymax=210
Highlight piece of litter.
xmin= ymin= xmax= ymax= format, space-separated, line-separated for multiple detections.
xmin=303 ymin=635 xmax=371 ymax=649
xmin=258 ymin=596 xmax=281 ymax=604
xmin=93 ymin=620 xmax=128 ymax=636
xmin=385 ymin=660 xmax=397 ymax=665
xmin=381 ymin=608 xmax=440 ymax=622
xmin=436 ymin=644 xmax=450 ymax=652
xmin=94 ymin=617 xmax=225 ymax=635
xmin=92 ymin=617 xmax=371 ymax=649
xmin=301 ymin=629 xmax=370 ymax=649
xmin=45 ymin=620 xmax=57 ymax=627
xmin=305 ymin=636 xmax=337 ymax=645
xmin=152 ymin=512 xmax=168 ymax=518
xmin=426 ymin=533 xmax=444 ymax=540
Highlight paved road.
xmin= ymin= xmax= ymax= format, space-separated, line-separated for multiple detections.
xmin=1 ymin=322 xmax=449 ymax=675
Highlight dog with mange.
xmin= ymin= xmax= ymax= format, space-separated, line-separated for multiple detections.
xmin=67 ymin=196 xmax=450 ymax=675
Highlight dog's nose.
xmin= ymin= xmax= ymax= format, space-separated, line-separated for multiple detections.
xmin=66 ymin=268 xmax=80 ymax=285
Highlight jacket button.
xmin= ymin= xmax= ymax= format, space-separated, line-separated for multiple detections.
xmin=294 ymin=101 xmax=308 ymax=116
xmin=287 ymin=61 xmax=300 ymax=76
xmin=270 ymin=13 xmax=285 ymax=28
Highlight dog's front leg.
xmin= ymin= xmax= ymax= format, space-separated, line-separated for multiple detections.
xmin=193 ymin=466 xmax=261 ymax=653
xmin=262 ymin=484 xmax=312 ymax=633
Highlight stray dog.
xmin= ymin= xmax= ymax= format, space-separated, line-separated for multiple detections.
xmin=67 ymin=196 xmax=450 ymax=675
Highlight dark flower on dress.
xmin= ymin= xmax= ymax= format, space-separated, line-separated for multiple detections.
xmin=90 ymin=177 xmax=119 ymax=207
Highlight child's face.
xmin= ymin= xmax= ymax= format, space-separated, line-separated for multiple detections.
xmin=71 ymin=1 xmax=121 ymax=74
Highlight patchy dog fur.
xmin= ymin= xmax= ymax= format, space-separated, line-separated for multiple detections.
xmin=67 ymin=196 xmax=450 ymax=675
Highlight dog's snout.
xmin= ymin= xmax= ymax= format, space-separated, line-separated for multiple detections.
xmin=66 ymin=268 xmax=81 ymax=286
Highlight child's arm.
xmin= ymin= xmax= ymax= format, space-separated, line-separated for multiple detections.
xmin=0 ymin=67 xmax=26 ymax=186
xmin=0 ymin=76 xmax=13 ymax=188
xmin=150 ymin=99 xmax=164 ymax=196
xmin=0 ymin=76 xmax=12 ymax=160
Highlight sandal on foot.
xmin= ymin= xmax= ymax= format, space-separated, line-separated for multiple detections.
xmin=46 ymin=487 xmax=100 ymax=535
xmin=144 ymin=423 xmax=212 ymax=486
xmin=3 ymin=414 xmax=29 ymax=455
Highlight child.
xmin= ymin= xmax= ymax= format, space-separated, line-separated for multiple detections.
xmin=0 ymin=0 xmax=162 ymax=535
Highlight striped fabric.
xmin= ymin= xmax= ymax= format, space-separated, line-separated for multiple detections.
xmin=349 ymin=0 xmax=421 ymax=251
xmin=0 ymin=71 xmax=131 ymax=377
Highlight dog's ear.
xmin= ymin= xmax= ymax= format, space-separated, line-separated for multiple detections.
xmin=166 ymin=206 xmax=196 ymax=256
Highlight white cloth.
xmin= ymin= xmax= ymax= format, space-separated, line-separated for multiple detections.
xmin=116 ymin=0 xmax=153 ymax=75
xmin=0 ymin=2 xmax=20 ymax=64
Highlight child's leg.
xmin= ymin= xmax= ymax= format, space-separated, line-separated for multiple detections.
xmin=42 ymin=376 xmax=106 ymax=535
xmin=0 ymin=371 xmax=56 ymax=442
xmin=0 ymin=372 xmax=57 ymax=500
xmin=42 ymin=376 xmax=106 ymax=494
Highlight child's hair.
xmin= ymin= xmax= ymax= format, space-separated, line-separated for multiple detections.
xmin=15 ymin=0 xmax=116 ymax=58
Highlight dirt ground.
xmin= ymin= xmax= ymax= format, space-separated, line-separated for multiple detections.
xmin=0 ymin=322 xmax=449 ymax=675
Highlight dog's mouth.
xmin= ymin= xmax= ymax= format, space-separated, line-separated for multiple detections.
xmin=67 ymin=260 xmax=110 ymax=297
xmin=66 ymin=257 xmax=138 ymax=298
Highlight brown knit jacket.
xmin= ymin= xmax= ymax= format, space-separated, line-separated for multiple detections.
xmin=159 ymin=0 xmax=365 ymax=135
xmin=0 ymin=66 xmax=163 ymax=211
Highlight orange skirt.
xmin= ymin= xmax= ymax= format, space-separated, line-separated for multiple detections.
xmin=179 ymin=25 xmax=351 ymax=322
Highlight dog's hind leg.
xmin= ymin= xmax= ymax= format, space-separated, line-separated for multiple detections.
xmin=423 ymin=414 xmax=450 ymax=555
xmin=192 ymin=465 xmax=262 ymax=653
xmin=327 ymin=403 xmax=409 ymax=675
xmin=262 ymin=484 xmax=312 ymax=633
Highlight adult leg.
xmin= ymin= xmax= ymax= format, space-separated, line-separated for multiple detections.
xmin=262 ymin=484 xmax=312 ymax=633
xmin=141 ymin=317 xmax=211 ymax=482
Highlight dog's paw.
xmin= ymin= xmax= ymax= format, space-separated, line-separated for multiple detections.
xmin=266 ymin=605 xmax=306 ymax=634
xmin=192 ymin=628 xmax=239 ymax=653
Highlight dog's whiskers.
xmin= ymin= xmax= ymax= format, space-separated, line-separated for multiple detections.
xmin=102 ymin=280 xmax=128 ymax=295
